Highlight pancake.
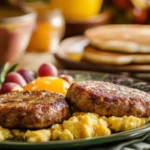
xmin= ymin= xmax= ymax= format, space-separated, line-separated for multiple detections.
xmin=85 ymin=25 xmax=150 ymax=53
xmin=82 ymin=45 xmax=150 ymax=65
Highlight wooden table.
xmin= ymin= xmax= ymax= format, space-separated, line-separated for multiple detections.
xmin=17 ymin=52 xmax=63 ymax=71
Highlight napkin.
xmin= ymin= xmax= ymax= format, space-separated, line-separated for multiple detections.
xmin=87 ymin=133 xmax=150 ymax=150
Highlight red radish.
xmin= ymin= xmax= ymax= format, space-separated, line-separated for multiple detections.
xmin=5 ymin=72 xmax=27 ymax=87
xmin=17 ymin=69 xmax=35 ymax=83
xmin=1 ymin=82 xmax=21 ymax=93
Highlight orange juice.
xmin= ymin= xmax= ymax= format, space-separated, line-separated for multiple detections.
xmin=27 ymin=21 xmax=54 ymax=52
xmin=51 ymin=0 xmax=103 ymax=20
xmin=26 ymin=2 xmax=65 ymax=52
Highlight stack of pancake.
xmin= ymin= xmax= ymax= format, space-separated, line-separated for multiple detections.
xmin=83 ymin=25 xmax=150 ymax=66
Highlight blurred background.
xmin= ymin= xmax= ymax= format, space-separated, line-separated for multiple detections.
xmin=0 ymin=0 xmax=150 ymax=72
xmin=25 ymin=0 xmax=150 ymax=52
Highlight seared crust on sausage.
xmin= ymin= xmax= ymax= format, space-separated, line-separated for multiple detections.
xmin=0 ymin=90 xmax=70 ymax=129
xmin=66 ymin=81 xmax=150 ymax=117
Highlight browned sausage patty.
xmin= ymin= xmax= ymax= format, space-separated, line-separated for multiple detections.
xmin=66 ymin=81 xmax=150 ymax=117
xmin=0 ymin=90 xmax=70 ymax=129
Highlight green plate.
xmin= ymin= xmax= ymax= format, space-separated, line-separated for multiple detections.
xmin=0 ymin=70 xmax=150 ymax=150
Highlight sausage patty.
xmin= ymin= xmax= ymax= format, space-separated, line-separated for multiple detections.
xmin=66 ymin=81 xmax=150 ymax=117
xmin=0 ymin=90 xmax=70 ymax=129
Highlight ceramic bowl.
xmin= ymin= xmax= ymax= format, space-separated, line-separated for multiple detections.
xmin=0 ymin=6 xmax=37 ymax=65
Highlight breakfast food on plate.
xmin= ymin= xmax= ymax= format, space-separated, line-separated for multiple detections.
xmin=50 ymin=112 xmax=148 ymax=140
xmin=83 ymin=25 xmax=150 ymax=65
xmin=66 ymin=81 xmax=150 ymax=117
xmin=85 ymin=25 xmax=150 ymax=53
xmin=23 ymin=77 xmax=70 ymax=96
xmin=0 ymin=112 xmax=149 ymax=142
xmin=0 ymin=63 xmax=72 ymax=95
xmin=0 ymin=62 xmax=150 ymax=142
xmin=51 ymin=112 xmax=111 ymax=140
xmin=83 ymin=45 xmax=150 ymax=65
xmin=0 ymin=90 xmax=70 ymax=129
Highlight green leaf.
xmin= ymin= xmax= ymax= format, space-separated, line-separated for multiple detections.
xmin=0 ymin=63 xmax=10 ymax=87
xmin=6 ymin=64 xmax=18 ymax=75
xmin=0 ymin=63 xmax=18 ymax=88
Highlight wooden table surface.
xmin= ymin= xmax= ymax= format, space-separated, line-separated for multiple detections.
xmin=17 ymin=52 xmax=63 ymax=71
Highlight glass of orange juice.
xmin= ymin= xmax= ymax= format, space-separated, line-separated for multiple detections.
xmin=26 ymin=2 xmax=65 ymax=53
xmin=51 ymin=0 xmax=103 ymax=20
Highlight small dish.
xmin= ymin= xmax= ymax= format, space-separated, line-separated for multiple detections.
xmin=0 ymin=6 xmax=37 ymax=65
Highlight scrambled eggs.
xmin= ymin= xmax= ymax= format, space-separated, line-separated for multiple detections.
xmin=0 ymin=112 xmax=149 ymax=142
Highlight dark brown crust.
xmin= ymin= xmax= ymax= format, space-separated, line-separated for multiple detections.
xmin=0 ymin=90 xmax=70 ymax=129
xmin=66 ymin=81 xmax=150 ymax=117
